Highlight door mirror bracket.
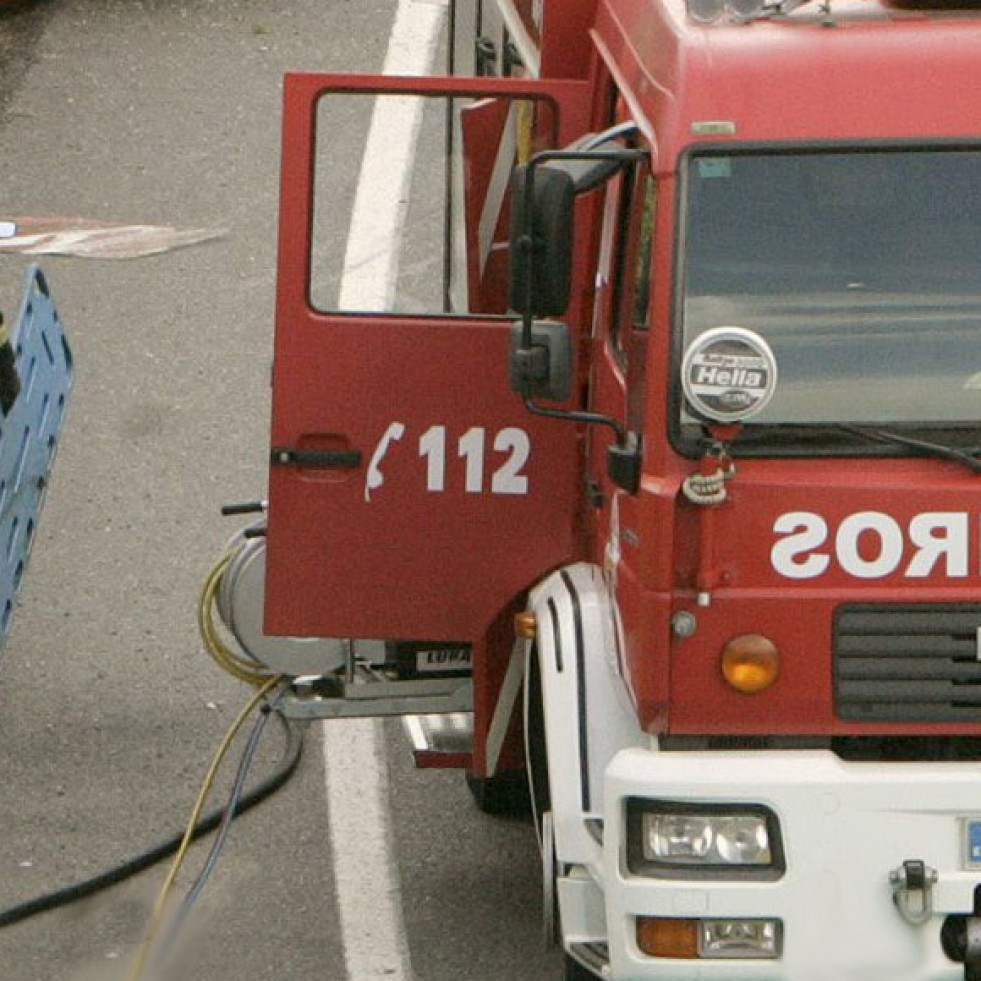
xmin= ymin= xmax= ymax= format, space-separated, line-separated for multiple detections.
xmin=509 ymin=320 xmax=572 ymax=402
xmin=608 ymin=433 xmax=642 ymax=494
xmin=507 ymin=134 xmax=647 ymax=489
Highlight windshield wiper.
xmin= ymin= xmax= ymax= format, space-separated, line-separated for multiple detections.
xmin=733 ymin=423 xmax=981 ymax=473
xmin=835 ymin=425 xmax=981 ymax=473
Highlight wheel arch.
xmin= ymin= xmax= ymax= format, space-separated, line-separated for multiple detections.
xmin=524 ymin=562 xmax=644 ymax=867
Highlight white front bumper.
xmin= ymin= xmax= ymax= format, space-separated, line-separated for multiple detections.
xmin=582 ymin=748 xmax=981 ymax=981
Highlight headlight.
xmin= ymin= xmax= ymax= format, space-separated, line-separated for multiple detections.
xmin=627 ymin=800 xmax=784 ymax=879
xmin=646 ymin=814 xmax=716 ymax=861
xmin=701 ymin=919 xmax=781 ymax=959
xmin=715 ymin=815 xmax=771 ymax=864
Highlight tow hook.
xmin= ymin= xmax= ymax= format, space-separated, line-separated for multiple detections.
xmin=890 ymin=859 xmax=937 ymax=926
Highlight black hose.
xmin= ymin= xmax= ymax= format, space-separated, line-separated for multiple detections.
xmin=0 ymin=712 xmax=304 ymax=929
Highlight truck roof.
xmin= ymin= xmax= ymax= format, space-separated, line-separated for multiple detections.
xmin=599 ymin=0 xmax=981 ymax=156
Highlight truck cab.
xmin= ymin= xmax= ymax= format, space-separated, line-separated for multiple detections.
xmin=258 ymin=1 xmax=981 ymax=977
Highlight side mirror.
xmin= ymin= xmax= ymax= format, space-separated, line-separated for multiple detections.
xmin=508 ymin=163 xmax=575 ymax=318
xmin=508 ymin=145 xmax=639 ymax=318
xmin=509 ymin=319 xmax=572 ymax=402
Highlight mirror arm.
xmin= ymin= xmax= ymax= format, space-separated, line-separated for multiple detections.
xmin=543 ymin=146 xmax=647 ymax=194
xmin=523 ymin=396 xmax=626 ymax=443
xmin=578 ymin=120 xmax=640 ymax=151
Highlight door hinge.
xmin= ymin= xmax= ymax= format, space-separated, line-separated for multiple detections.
xmin=585 ymin=479 xmax=603 ymax=510
xmin=475 ymin=36 xmax=498 ymax=76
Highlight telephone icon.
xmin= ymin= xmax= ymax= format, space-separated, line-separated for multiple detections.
xmin=364 ymin=422 xmax=406 ymax=502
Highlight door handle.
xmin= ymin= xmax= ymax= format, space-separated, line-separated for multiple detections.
xmin=270 ymin=447 xmax=362 ymax=469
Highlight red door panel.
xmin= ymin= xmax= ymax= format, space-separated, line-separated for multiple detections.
xmin=266 ymin=73 xmax=591 ymax=641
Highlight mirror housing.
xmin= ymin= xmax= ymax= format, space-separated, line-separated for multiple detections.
xmin=508 ymin=144 xmax=640 ymax=318
xmin=509 ymin=319 xmax=572 ymax=402
xmin=508 ymin=164 xmax=575 ymax=318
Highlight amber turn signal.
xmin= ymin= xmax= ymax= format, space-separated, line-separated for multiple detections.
xmin=636 ymin=917 xmax=700 ymax=959
xmin=514 ymin=611 xmax=537 ymax=640
xmin=721 ymin=634 xmax=780 ymax=694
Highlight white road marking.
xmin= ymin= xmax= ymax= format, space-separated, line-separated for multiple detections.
xmin=323 ymin=721 xmax=414 ymax=980
xmin=324 ymin=0 xmax=447 ymax=979
xmin=338 ymin=0 xmax=448 ymax=311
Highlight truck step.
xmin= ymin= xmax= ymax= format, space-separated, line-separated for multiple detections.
xmin=568 ymin=941 xmax=609 ymax=977
xmin=404 ymin=712 xmax=473 ymax=769
xmin=280 ymin=666 xmax=473 ymax=721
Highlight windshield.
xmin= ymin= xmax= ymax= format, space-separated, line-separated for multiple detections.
xmin=679 ymin=147 xmax=981 ymax=449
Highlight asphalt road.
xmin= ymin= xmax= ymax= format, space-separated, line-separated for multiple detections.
xmin=0 ymin=2 xmax=560 ymax=980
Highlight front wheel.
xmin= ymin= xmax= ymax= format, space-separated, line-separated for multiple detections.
xmin=465 ymin=768 xmax=531 ymax=816
xmin=564 ymin=954 xmax=599 ymax=980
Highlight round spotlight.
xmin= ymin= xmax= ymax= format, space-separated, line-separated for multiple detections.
xmin=687 ymin=0 xmax=726 ymax=22
xmin=728 ymin=0 xmax=765 ymax=17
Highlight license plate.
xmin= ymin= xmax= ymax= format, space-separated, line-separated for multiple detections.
xmin=962 ymin=819 xmax=981 ymax=870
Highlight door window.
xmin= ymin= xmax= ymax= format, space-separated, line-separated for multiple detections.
xmin=601 ymin=156 xmax=654 ymax=365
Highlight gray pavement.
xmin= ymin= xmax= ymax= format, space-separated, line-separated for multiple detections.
xmin=0 ymin=2 xmax=561 ymax=980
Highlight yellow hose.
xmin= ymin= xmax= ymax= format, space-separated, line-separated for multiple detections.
xmin=127 ymin=676 xmax=282 ymax=981
xmin=125 ymin=546 xmax=283 ymax=978
xmin=197 ymin=552 xmax=274 ymax=686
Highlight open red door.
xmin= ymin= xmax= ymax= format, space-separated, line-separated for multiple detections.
xmin=265 ymin=73 xmax=591 ymax=643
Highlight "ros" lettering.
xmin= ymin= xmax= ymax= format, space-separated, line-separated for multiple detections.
xmin=771 ymin=511 xmax=971 ymax=580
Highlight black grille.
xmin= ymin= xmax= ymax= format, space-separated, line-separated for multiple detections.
xmin=835 ymin=605 xmax=981 ymax=723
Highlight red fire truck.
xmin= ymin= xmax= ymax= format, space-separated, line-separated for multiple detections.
xmin=217 ymin=0 xmax=981 ymax=977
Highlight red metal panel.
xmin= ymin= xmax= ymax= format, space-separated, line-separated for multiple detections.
xmin=267 ymin=318 xmax=581 ymax=640
xmin=266 ymin=73 xmax=592 ymax=642
xmin=413 ymin=751 xmax=473 ymax=769
xmin=541 ymin=0 xmax=598 ymax=78
xmin=662 ymin=459 xmax=981 ymax=735
xmin=703 ymin=460 xmax=981 ymax=593
xmin=597 ymin=0 xmax=981 ymax=165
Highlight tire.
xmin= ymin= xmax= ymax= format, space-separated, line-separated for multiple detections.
xmin=465 ymin=768 xmax=532 ymax=817
xmin=564 ymin=954 xmax=600 ymax=980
